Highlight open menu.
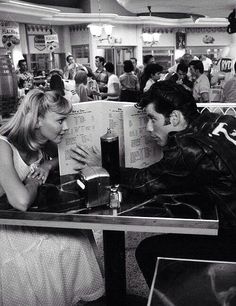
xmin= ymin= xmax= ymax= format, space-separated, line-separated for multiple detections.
xmin=57 ymin=101 xmax=162 ymax=177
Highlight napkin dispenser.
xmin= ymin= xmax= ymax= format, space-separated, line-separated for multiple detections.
xmin=77 ymin=166 xmax=110 ymax=208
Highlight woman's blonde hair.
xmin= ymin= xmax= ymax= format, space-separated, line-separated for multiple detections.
xmin=0 ymin=89 xmax=72 ymax=152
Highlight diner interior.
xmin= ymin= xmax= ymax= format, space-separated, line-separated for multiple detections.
xmin=1 ymin=0 xmax=236 ymax=306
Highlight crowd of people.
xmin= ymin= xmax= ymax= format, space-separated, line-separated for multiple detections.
xmin=2 ymin=51 xmax=236 ymax=305
xmin=16 ymin=52 xmax=224 ymax=106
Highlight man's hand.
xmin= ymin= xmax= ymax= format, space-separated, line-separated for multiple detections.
xmin=70 ymin=144 xmax=101 ymax=170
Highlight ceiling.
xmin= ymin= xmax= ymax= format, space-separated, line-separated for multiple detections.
xmin=0 ymin=0 xmax=234 ymax=26
xmin=116 ymin=0 xmax=236 ymax=19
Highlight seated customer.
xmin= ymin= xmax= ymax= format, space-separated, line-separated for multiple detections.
xmin=70 ymin=80 xmax=236 ymax=289
xmin=0 ymin=90 xmax=104 ymax=305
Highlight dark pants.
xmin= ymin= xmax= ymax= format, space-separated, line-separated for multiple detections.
xmin=135 ymin=233 xmax=236 ymax=287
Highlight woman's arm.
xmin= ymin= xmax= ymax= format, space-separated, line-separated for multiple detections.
xmin=30 ymin=158 xmax=59 ymax=184
xmin=100 ymin=82 xmax=120 ymax=98
xmin=0 ymin=140 xmax=43 ymax=211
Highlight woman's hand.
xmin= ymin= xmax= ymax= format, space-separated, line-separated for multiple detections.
xmin=29 ymin=162 xmax=52 ymax=184
xmin=70 ymin=144 xmax=101 ymax=170
xmin=25 ymin=171 xmax=44 ymax=187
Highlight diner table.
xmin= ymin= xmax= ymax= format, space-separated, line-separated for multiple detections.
xmin=0 ymin=188 xmax=218 ymax=306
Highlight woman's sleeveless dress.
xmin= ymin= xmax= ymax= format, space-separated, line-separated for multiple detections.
xmin=0 ymin=136 xmax=104 ymax=305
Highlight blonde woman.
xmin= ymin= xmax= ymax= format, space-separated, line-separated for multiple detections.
xmin=0 ymin=89 xmax=104 ymax=305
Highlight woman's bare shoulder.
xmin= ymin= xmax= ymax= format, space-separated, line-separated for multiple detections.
xmin=0 ymin=138 xmax=13 ymax=157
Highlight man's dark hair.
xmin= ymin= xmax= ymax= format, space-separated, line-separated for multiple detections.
xmin=95 ymin=56 xmax=105 ymax=66
xmin=130 ymin=57 xmax=137 ymax=63
xmin=123 ymin=60 xmax=134 ymax=73
xmin=189 ymin=60 xmax=204 ymax=74
xmin=66 ymin=55 xmax=73 ymax=63
xmin=234 ymin=61 xmax=236 ymax=73
xmin=50 ymin=74 xmax=65 ymax=96
xmin=104 ymin=62 xmax=114 ymax=73
xmin=139 ymin=80 xmax=199 ymax=123
xmin=18 ymin=59 xmax=26 ymax=67
xmin=143 ymin=55 xmax=154 ymax=65
xmin=86 ymin=66 xmax=95 ymax=78
xmin=177 ymin=63 xmax=188 ymax=74
xmin=144 ymin=63 xmax=163 ymax=79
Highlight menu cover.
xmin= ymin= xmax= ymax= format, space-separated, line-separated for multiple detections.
xmin=57 ymin=101 xmax=162 ymax=178
xmin=148 ymin=257 xmax=236 ymax=306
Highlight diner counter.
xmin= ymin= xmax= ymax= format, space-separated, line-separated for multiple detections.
xmin=0 ymin=190 xmax=218 ymax=235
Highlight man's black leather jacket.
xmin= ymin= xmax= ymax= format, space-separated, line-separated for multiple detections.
xmin=121 ymin=111 xmax=236 ymax=231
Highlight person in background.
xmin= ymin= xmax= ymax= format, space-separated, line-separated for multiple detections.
xmin=98 ymin=62 xmax=120 ymax=101
xmin=63 ymin=55 xmax=87 ymax=80
xmin=200 ymin=54 xmax=213 ymax=80
xmin=165 ymin=53 xmax=193 ymax=81
xmin=169 ymin=62 xmax=193 ymax=92
xmin=119 ymin=60 xmax=140 ymax=102
xmin=43 ymin=68 xmax=64 ymax=91
xmin=189 ymin=60 xmax=210 ymax=103
xmin=222 ymin=61 xmax=236 ymax=103
xmin=130 ymin=57 xmax=142 ymax=81
xmin=86 ymin=66 xmax=101 ymax=101
xmin=74 ymin=70 xmax=93 ymax=102
xmin=143 ymin=63 xmax=163 ymax=92
xmin=0 ymin=89 xmax=104 ymax=304
xmin=50 ymin=74 xmax=80 ymax=103
xmin=16 ymin=59 xmax=34 ymax=91
xmin=94 ymin=56 xmax=108 ymax=93
xmin=70 ymin=80 xmax=236 ymax=290
xmin=140 ymin=54 xmax=155 ymax=92
xmin=17 ymin=79 xmax=27 ymax=99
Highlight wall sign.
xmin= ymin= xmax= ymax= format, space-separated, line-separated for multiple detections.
xmin=219 ymin=58 xmax=232 ymax=72
xmin=44 ymin=34 xmax=59 ymax=52
xmin=1 ymin=21 xmax=20 ymax=50
xmin=34 ymin=35 xmax=46 ymax=51
xmin=202 ymin=35 xmax=215 ymax=44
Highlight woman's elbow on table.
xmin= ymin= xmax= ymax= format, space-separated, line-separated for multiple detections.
xmin=7 ymin=193 xmax=32 ymax=211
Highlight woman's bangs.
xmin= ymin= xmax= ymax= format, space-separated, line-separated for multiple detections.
xmin=56 ymin=97 xmax=72 ymax=115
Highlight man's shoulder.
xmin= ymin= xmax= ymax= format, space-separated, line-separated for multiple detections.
xmin=95 ymin=68 xmax=106 ymax=73
xmin=198 ymin=73 xmax=210 ymax=83
xmin=119 ymin=73 xmax=126 ymax=80
xmin=187 ymin=112 xmax=236 ymax=140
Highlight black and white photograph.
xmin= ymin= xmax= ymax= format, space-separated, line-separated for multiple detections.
xmin=1 ymin=1 xmax=236 ymax=306
xmin=149 ymin=258 xmax=236 ymax=306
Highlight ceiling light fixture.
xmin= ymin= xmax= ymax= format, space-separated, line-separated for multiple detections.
xmin=87 ymin=0 xmax=114 ymax=40
xmin=142 ymin=6 xmax=161 ymax=46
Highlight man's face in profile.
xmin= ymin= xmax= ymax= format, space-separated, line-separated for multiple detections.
xmin=95 ymin=58 xmax=102 ymax=68
xmin=131 ymin=59 xmax=137 ymax=68
xmin=177 ymin=69 xmax=187 ymax=80
xmin=145 ymin=102 xmax=172 ymax=147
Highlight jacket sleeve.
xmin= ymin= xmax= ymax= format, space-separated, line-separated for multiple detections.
xmin=120 ymin=135 xmax=235 ymax=199
xmin=120 ymin=142 xmax=194 ymax=196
